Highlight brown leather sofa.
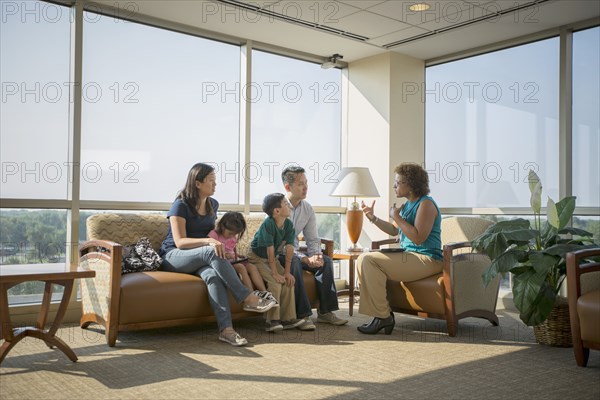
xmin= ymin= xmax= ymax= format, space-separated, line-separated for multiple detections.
xmin=79 ymin=213 xmax=328 ymax=346
xmin=567 ymin=248 xmax=600 ymax=367
xmin=372 ymin=217 xmax=500 ymax=336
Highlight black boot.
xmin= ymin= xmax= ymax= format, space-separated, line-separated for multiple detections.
xmin=357 ymin=313 xmax=395 ymax=335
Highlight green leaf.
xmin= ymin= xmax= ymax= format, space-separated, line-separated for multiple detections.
xmin=529 ymin=251 xmax=560 ymax=275
xmin=543 ymin=243 xmax=597 ymax=257
xmin=558 ymin=227 xmax=593 ymax=237
xmin=518 ymin=282 xmax=557 ymax=326
xmin=547 ymin=197 xmax=559 ymax=229
xmin=554 ymin=196 xmax=576 ymax=230
xmin=513 ymin=269 xmax=546 ymax=318
xmin=527 ymin=170 xmax=541 ymax=194
xmin=471 ymin=219 xmax=533 ymax=259
xmin=482 ymin=249 xmax=526 ymax=286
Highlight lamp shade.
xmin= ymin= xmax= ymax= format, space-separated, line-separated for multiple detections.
xmin=330 ymin=167 xmax=379 ymax=198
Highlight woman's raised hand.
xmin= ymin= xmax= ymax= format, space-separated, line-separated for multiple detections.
xmin=361 ymin=200 xmax=376 ymax=219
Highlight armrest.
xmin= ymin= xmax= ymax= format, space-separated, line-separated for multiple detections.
xmin=297 ymin=236 xmax=334 ymax=257
xmin=321 ymin=238 xmax=334 ymax=257
xmin=442 ymin=241 xmax=498 ymax=316
xmin=78 ymin=239 xmax=123 ymax=342
xmin=567 ymin=248 xmax=600 ymax=297
xmin=371 ymin=238 xmax=398 ymax=250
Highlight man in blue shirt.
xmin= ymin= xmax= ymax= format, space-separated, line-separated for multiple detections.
xmin=280 ymin=166 xmax=348 ymax=328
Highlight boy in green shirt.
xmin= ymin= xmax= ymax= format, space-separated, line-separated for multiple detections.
xmin=248 ymin=193 xmax=301 ymax=332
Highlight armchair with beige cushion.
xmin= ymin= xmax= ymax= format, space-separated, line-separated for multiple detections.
xmin=567 ymin=248 xmax=600 ymax=367
xmin=79 ymin=213 xmax=328 ymax=346
xmin=372 ymin=216 xmax=500 ymax=336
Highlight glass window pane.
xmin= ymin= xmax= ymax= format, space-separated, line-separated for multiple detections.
xmin=0 ymin=1 xmax=71 ymax=199
xmin=81 ymin=13 xmax=240 ymax=203
xmin=573 ymin=27 xmax=600 ymax=208
xmin=426 ymin=38 xmax=559 ymax=208
xmin=250 ymin=50 xmax=342 ymax=206
xmin=1 ymin=209 xmax=68 ymax=305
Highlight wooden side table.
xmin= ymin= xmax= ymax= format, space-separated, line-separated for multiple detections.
xmin=332 ymin=251 xmax=364 ymax=316
xmin=0 ymin=263 xmax=95 ymax=364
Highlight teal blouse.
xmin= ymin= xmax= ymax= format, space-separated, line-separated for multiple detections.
xmin=399 ymin=195 xmax=442 ymax=260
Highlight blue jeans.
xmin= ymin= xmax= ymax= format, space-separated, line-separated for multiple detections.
xmin=162 ymin=246 xmax=251 ymax=331
xmin=280 ymin=254 xmax=339 ymax=318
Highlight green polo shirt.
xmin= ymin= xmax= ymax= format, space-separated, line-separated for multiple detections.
xmin=250 ymin=217 xmax=296 ymax=259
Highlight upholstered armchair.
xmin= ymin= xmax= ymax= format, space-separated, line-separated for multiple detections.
xmin=567 ymin=248 xmax=600 ymax=367
xmin=372 ymin=216 xmax=500 ymax=336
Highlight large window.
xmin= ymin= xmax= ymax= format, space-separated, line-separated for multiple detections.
xmin=250 ymin=50 xmax=342 ymax=205
xmin=1 ymin=1 xmax=71 ymax=199
xmin=573 ymin=27 xmax=600 ymax=208
xmin=425 ymin=38 xmax=560 ymax=208
xmin=82 ymin=13 xmax=241 ymax=203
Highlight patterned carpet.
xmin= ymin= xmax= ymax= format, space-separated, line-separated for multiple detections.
xmin=1 ymin=304 xmax=599 ymax=400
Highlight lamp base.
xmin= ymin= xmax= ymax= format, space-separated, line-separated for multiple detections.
xmin=347 ymin=243 xmax=365 ymax=252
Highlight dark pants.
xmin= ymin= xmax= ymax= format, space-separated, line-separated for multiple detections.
xmin=279 ymin=254 xmax=339 ymax=318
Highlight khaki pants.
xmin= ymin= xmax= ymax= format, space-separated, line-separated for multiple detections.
xmin=357 ymin=251 xmax=443 ymax=318
xmin=247 ymin=251 xmax=296 ymax=322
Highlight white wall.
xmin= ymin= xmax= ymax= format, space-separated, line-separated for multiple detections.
xmin=346 ymin=52 xmax=425 ymax=246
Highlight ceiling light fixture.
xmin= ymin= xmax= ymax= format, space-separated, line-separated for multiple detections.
xmin=321 ymin=53 xmax=343 ymax=69
xmin=409 ymin=3 xmax=430 ymax=12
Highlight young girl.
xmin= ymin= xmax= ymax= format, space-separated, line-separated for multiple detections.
xmin=208 ymin=212 xmax=277 ymax=304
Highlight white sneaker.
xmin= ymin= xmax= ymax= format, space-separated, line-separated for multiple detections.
xmin=253 ymin=290 xmax=279 ymax=306
xmin=265 ymin=320 xmax=284 ymax=332
xmin=296 ymin=317 xmax=316 ymax=331
xmin=317 ymin=312 xmax=349 ymax=326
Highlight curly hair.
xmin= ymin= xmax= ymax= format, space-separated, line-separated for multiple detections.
xmin=394 ymin=163 xmax=430 ymax=198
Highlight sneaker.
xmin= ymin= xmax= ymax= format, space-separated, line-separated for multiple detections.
xmin=243 ymin=296 xmax=277 ymax=313
xmin=265 ymin=320 xmax=284 ymax=332
xmin=296 ymin=317 xmax=316 ymax=331
xmin=317 ymin=312 xmax=349 ymax=326
xmin=253 ymin=290 xmax=279 ymax=306
xmin=280 ymin=319 xmax=305 ymax=330
xmin=218 ymin=330 xmax=248 ymax=347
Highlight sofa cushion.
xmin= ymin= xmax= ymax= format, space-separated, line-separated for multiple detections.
xmin=387 ymin=274 xmax=445 ymax=314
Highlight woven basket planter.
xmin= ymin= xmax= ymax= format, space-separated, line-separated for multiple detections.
xmin=533 ymin=296 xmax=572 ymax=347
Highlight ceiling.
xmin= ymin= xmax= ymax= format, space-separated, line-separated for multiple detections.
xmin=88 ymin=0 xmax=599 ymax=62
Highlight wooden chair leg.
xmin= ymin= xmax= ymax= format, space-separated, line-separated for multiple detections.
xmin=573 ymin=336 xmax=589 ymax=367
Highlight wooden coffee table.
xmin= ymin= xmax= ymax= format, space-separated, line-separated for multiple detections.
xmin=332 ymin=250 xmax=365 ymax=316
xmin=0 ymin=263 xmax=95 ymax=364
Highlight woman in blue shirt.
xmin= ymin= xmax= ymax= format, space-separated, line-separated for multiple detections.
xmin=357 ymin=163 xmax=443 ymax=335
xmin=159 ymin=163 xmax=277 ymax=346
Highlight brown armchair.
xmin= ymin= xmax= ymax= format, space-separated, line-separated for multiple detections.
xmin=371 ymin=216 xmax=500 ymax=336
xmin=567 ymin=248 xmax=600 ymax=367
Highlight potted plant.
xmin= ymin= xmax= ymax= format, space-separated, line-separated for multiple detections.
xmin=472 ymin=171 xmax=596 ymax=344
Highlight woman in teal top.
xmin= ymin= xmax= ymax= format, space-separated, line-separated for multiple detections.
xmin=357 ymin=163 xmax=443 ymax=335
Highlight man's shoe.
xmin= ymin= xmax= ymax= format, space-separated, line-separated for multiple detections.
xmin=296 ymin=317 xmax=316 ymax=331
xmin=317 ymin=312 xmax=349 ymax=326
xmin=218 ymin=330 xmax=248 ymax=346
xmin=265 ymin=320 xmax=284 ymax=332
xmin=281 ymin=319 xmax=305 ymax=330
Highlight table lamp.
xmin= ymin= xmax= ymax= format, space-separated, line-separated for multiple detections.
xmin=330 ymin=167 xmax=379 ymax=251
